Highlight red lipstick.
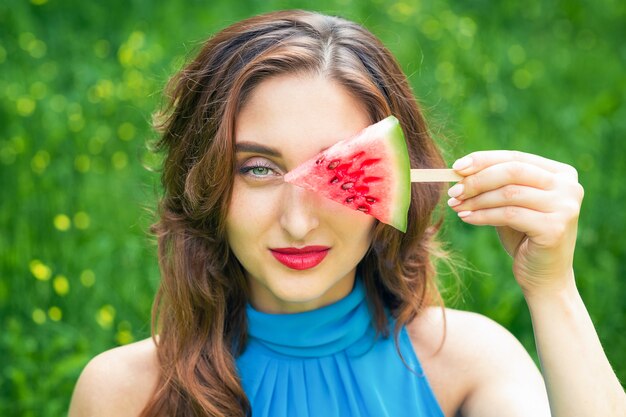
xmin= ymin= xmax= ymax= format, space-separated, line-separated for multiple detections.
xmin=270 ymin=246 xmax=330 ymax=270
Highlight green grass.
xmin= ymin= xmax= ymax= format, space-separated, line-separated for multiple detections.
xmin=1 ymin=0 xmax=624 ymax=414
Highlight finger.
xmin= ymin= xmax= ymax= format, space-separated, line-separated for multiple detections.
xmin=448 ymin=161 xmax=556 ymax=200
xmin=456 ymin=206 xmax=548 ymax=239
xmin=452 ymin=150 xmax=578 ymax=180
xmin=448 ymin=185 xmax=559 ymax=214
xmin=457 ymin=206 xmax=577 ymax=249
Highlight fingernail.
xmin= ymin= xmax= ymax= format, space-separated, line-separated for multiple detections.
xmin=458 ymin=210 xmax=472 ymax=218
xmin=452 ymin=156 xmax=473 ymax=171
xmin=448 ymin=183 xmax=464 ymax=198
xmin=447 ymin=197 xmax=462 ymax=207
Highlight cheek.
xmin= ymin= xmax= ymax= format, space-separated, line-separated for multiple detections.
xmin=351 ymin=215 xmax=377 ymax=246
xmin=225 ymin=184 xmax=251 ymax=248
xmin=225 ymin=182 xmax=277 ymax=244
xmin=320 ymin=199 xmax=377 ymax=244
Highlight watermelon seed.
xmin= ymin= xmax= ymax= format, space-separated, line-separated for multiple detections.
xmin=345 ymin=196 xmax=355 ymax=203
xmin=330 ymin=176 xmax=340 ymax=184
xmin=315 ymin=157 xmax=325 ymax=165
xmin=357 ymin=206 xmax=370 ymax=213
xmin=366 ymin=197 xmax=377 ymax=203
xmin=327 ymin=160 xmax=341 ymax=170
xmin=341 ymin=182 xmax=354 ymax=190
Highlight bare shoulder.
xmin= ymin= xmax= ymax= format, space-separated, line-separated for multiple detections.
xmin=407 ymin=307 xmax=529 ymax=359
xmin=68 ymin=337 xmax=159 ymax=417
xmin=407 ymin=307 xmax=549 ymax=417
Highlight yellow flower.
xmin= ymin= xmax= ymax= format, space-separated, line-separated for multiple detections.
xmin=53 ymin=214 xmax=71 ymax=231
xmin=116 ymin=330 xmax=134 ymax=345
xmin=29 ymin=259 xmax=51 ymax=281
xmin=32 ymin=308 xmax=46 ymax=324
xmin=53 ymin=275 xmax=70 ymax=296
xmin=48 ymin=306 xmax=62 ymax=321
xmin=96 ymin=305 xmax=116 ymax=329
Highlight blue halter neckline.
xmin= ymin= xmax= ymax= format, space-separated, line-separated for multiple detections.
xmin=245 ymin=279 xmax=376 ymax=358
xmin=236 ymin=277 xmax=444 ymax=416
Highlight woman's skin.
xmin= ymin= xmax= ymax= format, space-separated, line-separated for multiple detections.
xmin=225 ymin=73 xmax=376 ymax=314
xmin=68 ymin=73 xmax=625 ymax=417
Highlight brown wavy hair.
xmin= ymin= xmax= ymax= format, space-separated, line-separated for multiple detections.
xmin=142 ymin=9 xmax=446 ymax=417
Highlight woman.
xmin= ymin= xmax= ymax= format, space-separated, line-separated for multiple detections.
xmin=68 ymin=10 xmax=625 ymax=417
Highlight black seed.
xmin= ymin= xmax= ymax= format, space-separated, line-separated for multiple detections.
xmin=366 ymin=197 xmax=377 ymax=203
xmin=345 ymin=196 xmax=355 ymax=203
xmin=357 ymin=206 xmax=370 ymax=213
xmin=341 ymin=182 xmax=354 ymax=190
xmin=327 ymin=160 xmax=341 ymax=170
xmin=315 ymin=157 xmax=325 ymax=165
xmin=330 ymin=176 xmax=339 ymax=184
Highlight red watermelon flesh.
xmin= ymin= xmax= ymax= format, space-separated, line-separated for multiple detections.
xmin=284 ymin=115 xmax=411 ymax=232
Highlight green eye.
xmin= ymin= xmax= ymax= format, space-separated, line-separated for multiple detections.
xmin=239 ymin=161 xmax=280 ymax=179
xmin=251 ymin=166 xmax=270 ymax=176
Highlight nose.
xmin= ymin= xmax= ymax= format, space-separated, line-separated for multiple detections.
xmin=279 ymin=184 xmax=320 ymax=241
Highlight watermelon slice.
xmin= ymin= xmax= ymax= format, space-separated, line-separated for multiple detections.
xmin=284 ymin=115 xmax=411 ymax=232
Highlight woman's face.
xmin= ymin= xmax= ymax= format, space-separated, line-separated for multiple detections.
xmin=226 ymin=73 xmax=376 ymax=314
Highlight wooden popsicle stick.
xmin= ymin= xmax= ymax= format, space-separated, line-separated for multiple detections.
xmin=410 ymin=169 xmax=463 ymax=182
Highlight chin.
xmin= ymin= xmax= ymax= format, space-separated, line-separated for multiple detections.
xmin=271 ymin=278 xmax=327 ymax=302
xmin=261 ymin=275 xmax=343 ymax=312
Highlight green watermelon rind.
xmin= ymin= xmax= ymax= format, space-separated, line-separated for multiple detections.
xmin=379 ymin=116 xmax=411 ymax=232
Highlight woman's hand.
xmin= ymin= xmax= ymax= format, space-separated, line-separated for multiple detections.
xmin=446 ymin=150 xmax=585 ymax=298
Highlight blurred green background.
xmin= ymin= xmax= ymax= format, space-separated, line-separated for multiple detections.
xmin=1 ymin=0 xmax=624 ymax=415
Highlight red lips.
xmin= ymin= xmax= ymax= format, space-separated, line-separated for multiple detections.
xmin=270 ymin=246 xmax=330 ymax=270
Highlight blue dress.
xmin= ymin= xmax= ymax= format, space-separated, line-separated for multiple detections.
xmin=236 ymin=279 xmax=444 ymax=416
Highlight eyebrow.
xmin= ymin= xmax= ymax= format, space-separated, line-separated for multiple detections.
xmin=235 ymin=141 xmax=282 ymax=157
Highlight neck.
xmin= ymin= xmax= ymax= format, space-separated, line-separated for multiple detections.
xmin=247 ymin=271 xmax=357 ymax=314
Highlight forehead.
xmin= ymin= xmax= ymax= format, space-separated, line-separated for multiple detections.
xmin=234 ymin=73 xmax=371 ymax=164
